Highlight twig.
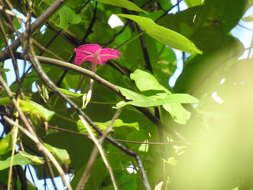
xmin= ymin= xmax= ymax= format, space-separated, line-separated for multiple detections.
xmin=0 ymin=0 xmax=65 ymax=61
xmin=27 ymin=54 xmax=152 ymax=190
xmin=56 ymin=1 xmax=98 ymax=87
xmin=3 ymin=116 xmax=72 ymax=190
xmin=137 ymin=26 xmax=153 ymax=72
xmin=76 ymin=109 xmax=122 ymax=189
xmin=0 ymin=15 xmax=20 ymax=82
xmin=15 ymin=54 xmax=189 ymax=144
xmin=77 ymin=116 xmax=118 ymax=190
xmin=7 ymin=122 xmax=18 ymax=190
xmin=46 ymin=125 xmax=173 ymax=145
xmin=0 ymin=5 xmax=25 ymax=21
xmin=0 ymin=75 xmax=72 ymax=190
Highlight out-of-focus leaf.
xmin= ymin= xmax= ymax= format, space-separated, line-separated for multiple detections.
xmin=117 ymin=14 xmax=202 ymax=54
xmin=97 ymin=0 xmax=146 ymax=13
xmin=44 ymin=143 xmax=71 ymax=165
xmin=57 ymin=6 xmax=81 ymax=29
xmin=242 ymin=14 xmax=253 ymax=22
xmin=0 ymin=97 xmax=11 ymax=105
xmin=184 ymin=0 xmax=203 ymax=7
xmin=163 ymin=103 xmax=191 ymax=125
xmin=0 ymin=153 xmax=31 ymax=170
xmin=18 ymin=99 xmax=55 ymax=121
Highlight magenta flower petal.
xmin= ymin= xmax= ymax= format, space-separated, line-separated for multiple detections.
xmin=77 ymin=44 xmax=102 ymax=54
xmin=74 ymin=44 xmax=121 ymax=66
xmin=100 ymin=48 xmax=121 ymax=62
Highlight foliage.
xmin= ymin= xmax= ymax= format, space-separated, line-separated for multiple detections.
xmin=0 ymin=0 xmax=251 ymax=189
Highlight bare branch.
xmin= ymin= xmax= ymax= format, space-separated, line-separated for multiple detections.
xmin=0 ymin=0 xmax=65 ymax=61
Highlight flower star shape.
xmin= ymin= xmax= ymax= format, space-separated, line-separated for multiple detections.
xmin=74 ymin=44 xmax=121 ymax=67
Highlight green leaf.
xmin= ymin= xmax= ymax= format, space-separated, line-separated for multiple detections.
xmin=116 ymin=87 xmax=198 ymax=108
xmin=57 ymin=6 xmax=81 ymax=29
xmin=44 ymin=143 xmax=71 ymax=165
xmin=117 ymin=14 xmax=202 ymax=54
xmin=130 ymin=69 xmax=170 ymax=92
xmin=0 ymin=131 xmax=13 ymax=155
xmin=77 ymin=119 xmax=139 ymax=134
xmin=19 ymin=152 xmax=44 ymax=165
xmin=96 ymin=119 xmax=139 ymax=131
xmin=163 ymin=103 xmax=191 ymax=125
xmin=0 ymin=153 xmax=31 ymax=170
xmin=184 ymin=0 xmax=203 ymax=7
xmin=97 ymin=0 xmax=146 ymax=13
xmin=18 ymin=99 xmax=55 ymax=121
xmin=58 ymin=88 xmax=83 ymax=98
xmin=0 ymin=97 xmax=11 ymax=105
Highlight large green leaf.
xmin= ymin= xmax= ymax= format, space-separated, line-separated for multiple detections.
xmin=163 ymin=103 xmax=191 ymax=125
xmin=117 ymin=14 xmax=202 ymax=54
xmin=18 ymin=99 xmax=55 ymax=121
xmin=116 ymin=87 xmax=198 ymax=108
xmin=97 ymin=0 xmax=146 ymax=13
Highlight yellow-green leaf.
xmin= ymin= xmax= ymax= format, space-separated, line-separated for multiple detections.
xmin=18 ymin=99 xmax=55 ymax=121
xmin=97 ymin=0 xmax=146 ymax=13
xmin=117 ymin=14 xmax=202 ymax=54
xmin=184 ymin=0 xmax=203 ymax=7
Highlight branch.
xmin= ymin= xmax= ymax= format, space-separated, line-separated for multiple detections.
xmin=15 ymin=54 xmax=189 ymax=144
xmin=0 ymin=75 xmax=72 ymax=190
xmin=27 ymin=53 xmax=152 ymax=190
xmin=0 ymin=0 xmax=65 ymax=61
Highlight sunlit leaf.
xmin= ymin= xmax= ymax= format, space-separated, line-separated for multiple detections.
xmin=97 ymin=0 xmax=146 ymax=13
xmin=130 ymin=69 xmax=170 ymax=92
xmin=117 ymin=14 xmax=202 ymax=54
xmin=0 ymin=153 xmax=32 ymax=170
xmin=19 ymin=152 xmax=44 ymax=165
xmin=184 ymin=0 xmax=203 ymax=7
xmin=18 ymin=99 xmax=55 ymax=121
xmin=163 ymin=103 xmax=191 ymax=125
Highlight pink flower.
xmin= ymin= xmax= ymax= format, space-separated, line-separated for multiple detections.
xmin=74 ymin=44 xmax=121 ymax=66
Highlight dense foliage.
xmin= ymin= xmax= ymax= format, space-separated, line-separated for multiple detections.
xmin=0 ymin=0 xmax=252 ymax=189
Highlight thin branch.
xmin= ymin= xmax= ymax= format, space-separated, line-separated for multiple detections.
xmin=15 ymin=54 xmax=189 ymax=144
xmin=76 ymin=109 xmax=122 ymax=189
xmin=0 ymin=9 xmax=20 ymax=82
xmin=27 ymin=53 xmax=152 ymax=190
xmin=137 ymin=26 xmax=153 ymax=72
xmin=3 ymin=116 xmax=72 ymax=190
xmin=0 ymin=75 xmax=72 ymax=190
xmin=0 ymin=0 xmax=65 ymax=61
xmin=56 ymin=1 xmax=98 ymax=87
xmin=77 ymin=116 xmax=118 ymax=190
xmin=46 ymin=125 xmax=173 ymax=145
